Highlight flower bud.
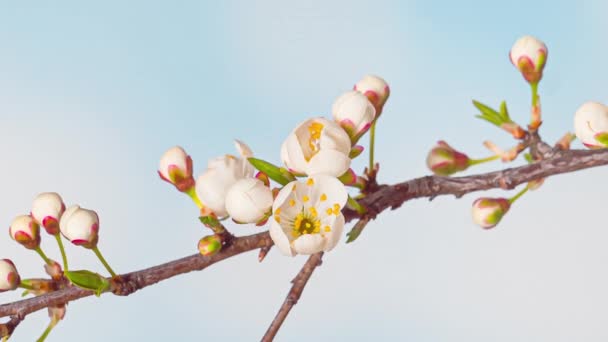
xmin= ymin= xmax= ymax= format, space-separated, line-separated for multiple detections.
xmin=31 ymin=192 xmax=65 ymax=235
xmin=44 ymin=260 xmax=63 ymax=280
xmin=353 ymin=75 xmax=390 ymax=113
xmin=9 ymin=215 xmax=41 ymax=249
xmin=158 ymin=146 xmax=195 ymax=192
xmin=225 ymin=178 xmax=273 ymax=224
xmin=332 ymin=91 xmax=376 ymax=141
xmin=426 ymin=141 xmax=470 ymax=176
xmin=574 ymin=101 xmax=608 ymax=149
xmin=509 ymin=35 xmax=548 ymax=84
xmin=198 ymin=234 xmax=223 ymax=256
xmin=59 ymin=205 xmax=99 ymax=249
xmin=471 ymin=198 xmax=511 ymax=229
xmin=0 ymin=259 xmax=20 ymax=292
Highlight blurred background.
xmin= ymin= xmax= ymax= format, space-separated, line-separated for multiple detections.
xmin=0 ymin=1 xmax=607 ymax=340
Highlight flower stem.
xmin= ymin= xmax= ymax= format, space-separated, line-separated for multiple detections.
xmin=54 ymin=234 xmax=68 ymax=272
xmin=34 ymin=247 xmax=52 ymax=266
xmin=530 ymin=82 xmax=539 ymax=107
xmin=347 ymin=195 xmax=367 ymax=215
xmin=18 ymin=281 xmax=35 ymax=291
xmin=36 ymin=319 xmax=57 ymax=342
xmin=185 ymin=187 xmax=203 ymax=209
xmin=468 ymin=155 xmax=500 ymax=166
xmin=508 ymin=186 xmax=529 ymax=204
xmin=92 ymin=246 xmax=117 ymax=278
xmin=368 ymin=121 xmax=377 ymax=171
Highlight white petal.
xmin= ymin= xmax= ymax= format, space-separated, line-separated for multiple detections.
xmin=292 ymin=234 xmax=326 ymax=255
xmin=319 ymin=120 xmax=352 ymax=154
xmin=307 ymin=149 xmax=351 ymax=177
xmin=225 ymin=179 xmax=272 ymax=223
xmin=332 ymin=91 xmax=376 ymax=132
xmin=574 ymin=101 xmax=608 ymax=147
xmin=324 ymin=214 xmax=345 ymax=252
xmin=234 ymin=139 xmax=253 ymax=158
xmin=273 ymin=180 xmax=298 ymax=212
xmin=195 ymin=169 xmax=234 ymax=217
xmin=281 ymin=132 xmax=308 ymax=174
xmin=269 ymin=220 xmax=295 ymax=256
xmin=308 ymin=174 xmax=348 ymax=212
xmin=31 ymin=192 xmax=64 ymax=223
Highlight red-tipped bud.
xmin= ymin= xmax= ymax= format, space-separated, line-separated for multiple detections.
xmin=354 ymin=75 xmax=390 ymax=113
xmin=9 ymin=215 xmax=41 ymax=249
xmin=426 ymin=141 xmax=470 ymax=176
xmin=59 ymin=205 xmax=99 ymax=249
xmin=509 ymin=35 xmax=548 ymax=84
xmin=31 ymin=192 xmax=65 ymax=235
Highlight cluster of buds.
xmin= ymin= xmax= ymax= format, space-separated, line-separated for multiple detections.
xmin=160 ymin=75 xmax=390 ymax=255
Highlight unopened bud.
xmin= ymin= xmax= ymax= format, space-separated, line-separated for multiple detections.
xmin=509 ymin=35 xmax=548 ymax=84
xmin=31 ymin=192 xmax=65 ymax=235
xmin=0 ymin=259 xmax=20 ymax=292
xmin=59 ymin=205 xmax=99 ymax=249
xmin=426 ymin=141 xmax=469 ymax=176
xmin=354 ymin=75 xmax=390 ymax=113
xmin=472 ymin=198 xmax=511 ymax=229
xmin=9 ymin=215 xmax=41 ymax=249
xmin=574 ymin=101 xmax=608 ymax=149
xmin=158 ymin=146 xmax=195 ymax=192
xmin=198 ymin=235 xmax=223 ymax=256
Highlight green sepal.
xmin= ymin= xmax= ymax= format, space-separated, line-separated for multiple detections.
xmin=199 ymin=215 xmax=222 ymax=230
xmin=65 ymin=270 xmax=110 ymax=297
xmin=594 ymin=132 xmax=608 ymax=147
xmin=248 ymin=158 xmax=296 ymax=186
xmin=523 ymin=153 xmax=534 ymax=164
xmin=499 ymin=101 xmax=511 ymax=121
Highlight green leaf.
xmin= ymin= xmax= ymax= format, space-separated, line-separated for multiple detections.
xmin=199 ymin=215 xmax=221 ymax=229
xmin=65 ymin=270 xmax=110 ymax=296
xmin=499 ymin=101 xmax=511 ymax=122
xmin=473 ymin=100 xmax=504 ymax=127
xmin=248 ymin=158 xmax=296 ymax=186
xmin=346 ymin=219 xmax=369 ymax=243
xmin=523 ymin=153 xmax=534 ymax=164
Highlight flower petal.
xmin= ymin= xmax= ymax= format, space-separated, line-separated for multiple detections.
xmin=269 ymin=220 xmax=295 ymax=256
xmin=307 ymin=149 xmax=351 ymax=177
xmin=292 ymin=234 xmax=326 ymax=255
xmin=323 ymin=214 xmax=345 ymax=252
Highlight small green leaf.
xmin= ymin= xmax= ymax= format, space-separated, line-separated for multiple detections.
xmin=346 ymin=219 xmax=369 ymax=243
xmin=65 ymin=270 xmax=110 ymax=296
xmin=523 ymin=153 xmax=534 ymax=164
xmin=248 ymin=158 xmax=296 ymax=186
xmin=199 ymin=215 xmax=221 ymax=229
xmin=475 ymin=114 xmax=502 ymax=126
xmin=473 ymin=100 xmax=505 ymax=127
xmin=499 ymin=101 xmax=511 ymax=121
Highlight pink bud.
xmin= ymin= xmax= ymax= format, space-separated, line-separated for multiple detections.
xmin=198 ymin=235 xmax=223 ymax=256
xmin=426 ymin=141 xmax=470 ymax=176
xmin=354 ymin=75 xmax=390 ymax=113
xmin=9 ymin=215 xmax=41 ymax=249
xmin=158 ymin=146 xmax=195 ymax=192
xmin=471 ymin=198 xmax=511 ymax=229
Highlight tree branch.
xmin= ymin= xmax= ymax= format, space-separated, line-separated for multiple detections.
xmin=1 ymin=148 xmax=607 ymax=334
xmin=262 ymin=252 xmax=324 ymax=342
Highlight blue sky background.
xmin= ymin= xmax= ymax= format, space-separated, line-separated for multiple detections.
xmin=1 ymin=1 xmax=607 ymax=340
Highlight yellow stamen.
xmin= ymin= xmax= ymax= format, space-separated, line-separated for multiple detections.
xmin=309 ymin=207 xmax=318 ymax=218
xmin=332 ymin=203 xmax=340 ymax=215
xmin=274 ymin=216 xmax=281 ymax=223
xmin=307 ymin=122 xmax=324 ymax=152
xmin=320 ymin=193 xmax=327 ymax=202
xmin=302 ymin=195 xmax=310 ymax=202
xmin=275 ymin=208 xmax=281 ymax=215
xmin=306 ymin=178 xmax=315 ymax=186
xmin=326 ymin=208 xmax=333 ymax=215
xmin=324 ymin=226 xmax=331 ymax=232
xmin=289 ymin=199 xmax=296 ymax=207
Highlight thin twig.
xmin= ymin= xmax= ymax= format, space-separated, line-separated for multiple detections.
xmin=261 ymin=252 xmax=324 ymax=342
xmin=0 ymin=316 xmax=23 ymax=339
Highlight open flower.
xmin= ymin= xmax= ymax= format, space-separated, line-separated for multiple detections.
xmin=509 ymin=35 xmax=548 ymax=84
xmin=158 ymin=146 xmax=195 ymax=192
xmin=354 ymin=75 xmax=390 ymax=113
xmin=574 ymin=101 xmax=608 ymax=149
xmin=31 ymin=192 xmax=65 ymax=235
xmin=280 ymin=118 xmax=351 ymax=177
xmin=0 ymin=259 xmax=20 ymax=292
xmin=9 ymin=215 xmax=41 ymax=249
xmin=269 ymin=175 xmax=348 ymax=256
xmin=59 ymin=205 xmax=99 ymax=248
xmin=332 ymin=91 xmax=376 ymax=142
xmin=471 ymin=198 xmax=511 ymax=229
xmin=225 ymin=178 xmax=273 ymax=224
xmin=196 ymin=140 xmax=254 ymax=217
xmin=426 ymin=141 xmax=470 ymax=176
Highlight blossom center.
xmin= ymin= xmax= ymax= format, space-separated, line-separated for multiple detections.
xmin=292 ymin=210 xmax=321 ymax=237
xmin=306 ymin=122 xmax=324 ymax=159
